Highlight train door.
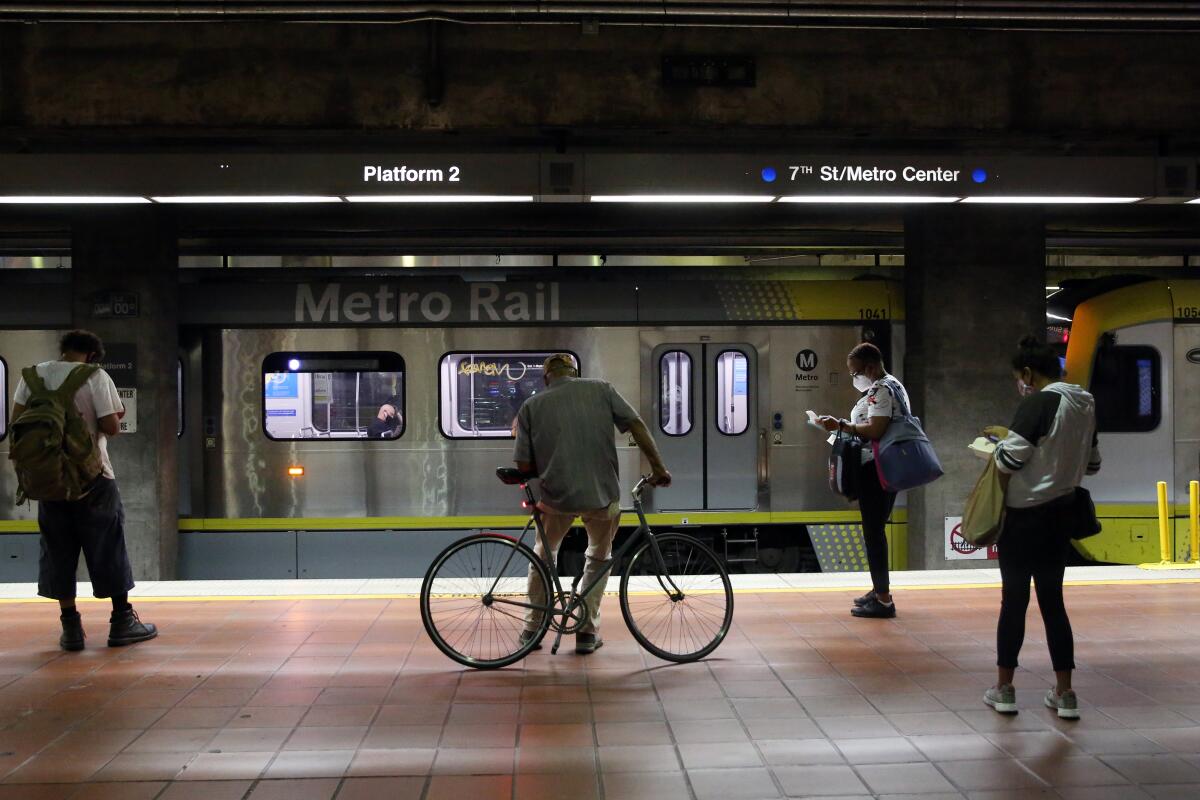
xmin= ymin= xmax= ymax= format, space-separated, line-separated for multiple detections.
xmin=651 ymin=343 xmax=758 ymax=510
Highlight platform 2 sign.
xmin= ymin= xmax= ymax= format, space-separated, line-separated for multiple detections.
xmin=945 ymin=516 xmax=998 ymax=561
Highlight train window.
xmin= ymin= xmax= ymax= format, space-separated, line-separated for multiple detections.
xmin=1089 ymin=344 xmax=1161 ymax=433
xmin=261 ymin=352 xmax=405 ymax=441
xmin=659 ymin=351 xmax=693 ymax=436
xmin=439 ymin=351 xmax=578 ymax=438
xmin=715 ymin=350 xmax=749 ymax=435
xmin=0 ymin=357 xmax=7 ymax=441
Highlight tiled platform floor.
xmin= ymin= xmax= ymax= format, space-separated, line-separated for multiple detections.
xmin=1 ymin=582 xmax=1200 ymax=799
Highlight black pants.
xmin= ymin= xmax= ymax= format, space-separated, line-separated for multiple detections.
xmin=37 ymin=477 xmax=135 ymax=601
xmin=996 ymin=500 xmax=1075 ymax=672
xmin=858 ymin=460 xmax=897 ymax=595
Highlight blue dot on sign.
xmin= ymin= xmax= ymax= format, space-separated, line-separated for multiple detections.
xmin=972 ymin=168 xmax=988 ymax=184
xmin=761 ymin=167 xmax=777 ymax=183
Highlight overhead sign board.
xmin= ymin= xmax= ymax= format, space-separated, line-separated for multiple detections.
xmin=0 ymin=153 xmax=1179 ymax=201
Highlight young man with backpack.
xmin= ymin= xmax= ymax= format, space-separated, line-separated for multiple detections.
xmin=9 ymin=330 xmax=157 ymax=651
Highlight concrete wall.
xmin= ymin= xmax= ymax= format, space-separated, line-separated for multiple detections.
xmin=71 ymin=209 xmax=179 ymax=581
xmin=0 ymin=23 xmax=1199 ymax=144
xmin=904 ymin=207 xmax=1046 ymax=569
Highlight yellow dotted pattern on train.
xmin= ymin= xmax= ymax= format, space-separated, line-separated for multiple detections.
xmin=714 ymin=280 xmax=896 ymax=322
xmin=807 ymin=523 xmax=871 ymax=572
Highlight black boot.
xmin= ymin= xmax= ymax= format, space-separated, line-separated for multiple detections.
xmin=59 ymin=610 xmax=85 ymax=652
xmin=108 ymin=606 xmax=158 ymax=647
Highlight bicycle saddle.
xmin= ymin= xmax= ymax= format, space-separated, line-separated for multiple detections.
xmin=496 ymin=466 xmax=536 ymax=485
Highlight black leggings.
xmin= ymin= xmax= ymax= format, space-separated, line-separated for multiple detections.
xmin=996 ymin=501 xmax=1075 ymax=672
xmin=858 ymin=461 xmax=897 ymax=595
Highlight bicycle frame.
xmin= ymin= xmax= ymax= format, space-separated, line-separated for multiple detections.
xmin=483 ymin=476 xmax=684 ymax=655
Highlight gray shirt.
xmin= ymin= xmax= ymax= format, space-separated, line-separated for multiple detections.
xmin=513 ymin=377 xmax=641 ymax=512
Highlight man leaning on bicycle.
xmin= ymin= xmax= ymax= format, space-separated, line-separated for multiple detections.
xmin=513 ymin=353 xmax=672 ymax=655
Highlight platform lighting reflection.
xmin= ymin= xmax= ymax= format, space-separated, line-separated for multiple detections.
xmin=344 ymin=195 xmax=534 ymax=203
xmin=0 ymin=196 xmax=151 ymax=204
xmin=1185 ymin=198 xmax=1200 ymax=204
xmin=287 ymin=466 xmax=305 ymax=477
xmin=590 ymin=195 xmax=776 ymax=203
xmin=151 ymin=196 xmax=342 ymax=203
xmin=778 ymin=196 xmax=960 ymax=204
xmin=287 ymin=359 xmax=301 ymax=371
xmin=962 ymin=196 xmax=1143 ymax=204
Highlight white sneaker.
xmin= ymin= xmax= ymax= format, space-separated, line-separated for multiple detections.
xmin=984 ymin=684 xmax=1018 ymax=714
xmin=1045 ymin=688 xmax=1080 ymax=719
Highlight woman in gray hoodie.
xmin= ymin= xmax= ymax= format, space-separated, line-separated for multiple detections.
xmin=982 ymin=336 xmax=1101 ymax=721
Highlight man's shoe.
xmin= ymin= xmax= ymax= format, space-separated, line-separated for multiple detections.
xmin=108 ymin=607 xmax=158 ymax=647
xmin=853 ymin=590 xmax=876 ymax=607
xmin=851 ymin=596 xmax=896 ymax=618
xmin=984 ymin=684 xmax=1018 ymax=714
xmin=59 ymin=611 xmax=85 ymax=652
xmin=519 ymin=629 xmax=543 ymax=651
xmin=1044 ymin=688 xmax=1080 ymax=720
xmin=575 ymin=633 xmax=604 ymax=655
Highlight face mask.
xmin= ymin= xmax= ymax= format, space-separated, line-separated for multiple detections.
xmin=852 ymin=373 xmax=873 ymax=392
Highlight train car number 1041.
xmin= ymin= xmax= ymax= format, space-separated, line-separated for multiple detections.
xmin=858 ymin=308 xmax=888 ymax=320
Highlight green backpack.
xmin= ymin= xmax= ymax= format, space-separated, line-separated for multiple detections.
xmin=8 ymin=364 xmax=104 ymax=504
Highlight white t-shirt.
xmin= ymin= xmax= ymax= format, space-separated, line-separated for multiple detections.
xmin=12 ymin=361 xmax=124 ymax=479
xmin=849 ymin=375 xmax=910 ymax=463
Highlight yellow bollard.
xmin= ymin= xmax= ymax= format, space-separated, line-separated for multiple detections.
xmin=1157 ymin=481 xmax=1171 ymax=565
xmin=1140 ymin=479 xmax=1200 ymax=570
xmin=1192 ymin=481 xmax=1199 ymax=565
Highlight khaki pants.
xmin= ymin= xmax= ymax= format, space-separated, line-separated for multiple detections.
xmin=525 ymin=501 xmax=620 ymax=635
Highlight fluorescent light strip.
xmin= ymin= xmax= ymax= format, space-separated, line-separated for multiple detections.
xmin=152 ymin=195 xmax=343 ymax=204
xmin=963 ymin=196 xmax=1142 ymax=204
xmin=344 ymin=195 xmax=534 ymax=203
xmin=778 ymin=195 xmax=960 ymax=204
xmin=1184 ymin=198 xmax=1200 ymax=204
xmin=0 ymin=196 xmax=151 ymax=204
xmin=589 ymin=195 xmax=776 ymax=203
xmin=1047 ymin=312 xmax=1073 ymax=322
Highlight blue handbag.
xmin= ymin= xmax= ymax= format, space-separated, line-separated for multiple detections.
xmin=870 ymin=377 xmax=944 ymax=492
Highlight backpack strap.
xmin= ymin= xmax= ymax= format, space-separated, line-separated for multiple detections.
xmin=877 ymin=375 xmax=912 ymax=421
xmin=20 ymin=366 xmax=47 ymax=395
xmin=57 ymin=364 xmax=99 ymax=400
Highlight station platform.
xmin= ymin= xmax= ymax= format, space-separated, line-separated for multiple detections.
xmin=0 ymin=567 xmax=1198 ymax=799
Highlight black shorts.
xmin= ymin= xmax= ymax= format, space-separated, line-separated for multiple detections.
xmin=37 ymin=477 xmax=135 ymax=600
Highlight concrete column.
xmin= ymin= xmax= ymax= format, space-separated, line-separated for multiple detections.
xmin=71 ymin=207 xmax=179 ymax=581
xmin=903 ymin=206 xmax=1045 ymax=569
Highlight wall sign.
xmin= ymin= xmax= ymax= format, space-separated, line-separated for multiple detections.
xmin=92 ymin=292 xmax=139 ymax=318
xmin=98 ymin=344 xmax=137 ymax=387
xmin=944 ymin=516 xmax=998 ymax=561
xmin=117 ymin=388 xmax=137 ymax=434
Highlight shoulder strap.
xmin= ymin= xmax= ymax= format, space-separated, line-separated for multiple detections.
xmin=58 ymin=364 xmax=99 ymax=398
xmin=21 ymin=366 xmax=47 ymax=395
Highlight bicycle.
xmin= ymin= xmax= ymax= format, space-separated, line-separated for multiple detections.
xmin=420 ymin=468 xmax=735 ymax=669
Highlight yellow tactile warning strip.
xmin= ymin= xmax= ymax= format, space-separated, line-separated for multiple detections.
xmin=2 ymin=576 xmax=1199 ymax=603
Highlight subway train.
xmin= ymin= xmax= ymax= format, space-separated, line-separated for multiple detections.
xmin=0 ymin=278 xmax=904 ymax=579
xmin=1 ymin=275 xmax=1196 ymax=578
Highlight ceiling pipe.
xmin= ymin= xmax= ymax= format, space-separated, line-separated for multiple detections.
xmin=4 ymin=2 xmax=1200 ymax=30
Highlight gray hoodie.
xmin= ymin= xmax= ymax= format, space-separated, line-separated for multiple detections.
xmin=994 ymin=382 xmax=1102 ymax=509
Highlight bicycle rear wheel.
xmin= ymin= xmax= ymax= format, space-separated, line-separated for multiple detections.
xmin=619 ymin=533 xmax=734 ymax=663
xmin=421 ymin=533 xmax=553 ymax=669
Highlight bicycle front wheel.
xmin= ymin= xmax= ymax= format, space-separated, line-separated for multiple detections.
xmin=619 ymin=533 xmax=734 ymax=663
xmin=421 ymin=534 xmax=553 ymax=670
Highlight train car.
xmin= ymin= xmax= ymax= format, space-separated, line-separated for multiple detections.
xmin=1064 ymin=279 xmax=1200 ymax=564
xmin=165 ymin=277 xmax=906 ymax=579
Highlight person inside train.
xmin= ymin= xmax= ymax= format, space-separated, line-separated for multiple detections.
xmin=982 ymin=335 xmax=1101 ymax=720
xmin=366 ymin=395 xmax=403 ymax=439
xmin=816 ymin=341 xmax=909 ymax=619
xmin=9 ymin=330 xmax=158 ymax=651
xmin=513 ymin=353 xmax=672 ymax=655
